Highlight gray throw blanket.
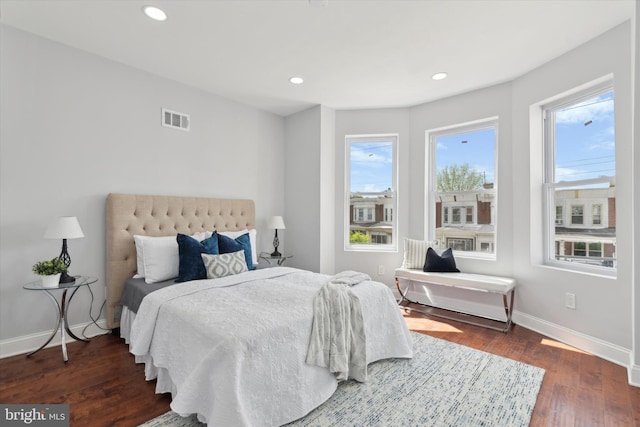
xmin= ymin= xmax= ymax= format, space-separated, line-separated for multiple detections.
xmin=305 ymin=271 xmax=370 ymax=382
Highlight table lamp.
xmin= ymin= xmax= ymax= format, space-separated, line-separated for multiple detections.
xmin=267 ymin=216 xmax=286 ymax=257
xmin=44 ymin=216 xmax=84 ymax=284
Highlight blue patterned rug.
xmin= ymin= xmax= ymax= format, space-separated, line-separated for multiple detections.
xmin=140 ymin=332 xmax=544 ymax=426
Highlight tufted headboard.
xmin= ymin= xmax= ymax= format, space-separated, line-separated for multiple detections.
xmin=105 ymin=193 xmax=255 ymax=329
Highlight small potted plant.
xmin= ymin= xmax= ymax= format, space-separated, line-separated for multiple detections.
xmin=32 ymin=258 xmax=68 ymax=288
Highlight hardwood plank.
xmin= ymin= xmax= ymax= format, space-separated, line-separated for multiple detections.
xmin=0 ymin=313 xmax=637 ymax=427
xmin=549 ymin=384 xmax=576 ymax=426
xmin=601 ymin=360 xmax=635 ymax=426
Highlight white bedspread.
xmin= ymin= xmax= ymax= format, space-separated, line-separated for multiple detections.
xmin=129 ymin=267 xmax=413 ymax=427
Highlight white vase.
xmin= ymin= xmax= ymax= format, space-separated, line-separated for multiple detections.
xmin=41 ymin=273 xmax=61 ymax=288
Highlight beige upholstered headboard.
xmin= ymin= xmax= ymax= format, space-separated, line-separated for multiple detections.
xmin=105 ymin=193 xmax=255 ymax=329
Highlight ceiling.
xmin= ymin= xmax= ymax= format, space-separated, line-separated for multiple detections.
xmin=0 ymin=0 xmax=635 ymax=117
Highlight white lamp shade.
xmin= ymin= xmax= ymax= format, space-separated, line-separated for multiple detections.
xmin=267 ymin=216 xmax=286 ymax=230
xmin=44 ymin=216 xmax=85 ymax=239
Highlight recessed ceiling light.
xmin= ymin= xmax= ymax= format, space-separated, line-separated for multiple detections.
xmin=142 ymin=6 xmax=167 ymax=21
xmin=432 ymin=72 xmax=448 ymax=81
xmin=289 ymin=77 xmax=304 ymax=85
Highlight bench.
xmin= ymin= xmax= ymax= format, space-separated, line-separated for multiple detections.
xmin=395 ymin=267 xmax=516 ymax=333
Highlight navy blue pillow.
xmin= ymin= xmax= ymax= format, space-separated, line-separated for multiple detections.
xmin=176 ymin=233 xmax=219 ymax=282
xmin=217 ymin=232 xmax=255 ymax=271
xmin=423 ymin=247 xmax=460 ymax=273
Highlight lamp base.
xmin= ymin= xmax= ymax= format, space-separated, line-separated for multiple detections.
xmin=59 ymin=271 xmax=76 ymax=284
xmin=270 ymin=249 xmax=282 ymax=258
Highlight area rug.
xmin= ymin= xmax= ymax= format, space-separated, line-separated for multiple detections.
xmin=139 ymin=332 xmax=545 ymax=426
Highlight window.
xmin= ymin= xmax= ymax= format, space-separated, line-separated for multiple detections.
xmin=592 ymin=204 xmax=602 ymax=225
xmin=465 ymin=206 xmax=474 ymax=223
xmin=427 ymin=119 xmax=497 ymax=258
xmin=447 ymin=238 xmax=474 ymax=251
xmin=555 ymin=206 xmax=564 ymax=225
xmin=346 ymin=134 xmax=398 ymax=251
xmin=543 ymin=81 xmax=615 ymax=272
xmin=451 ymin=208 xmax=461 ymax=224
xmin=571 ymin=205 xmax=584 ymax=225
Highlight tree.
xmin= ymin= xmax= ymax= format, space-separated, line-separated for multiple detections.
xmin=437 ymin=163 xmax=484 ymax=192
xmin=349 ymin=231 xmax=369 ymax=244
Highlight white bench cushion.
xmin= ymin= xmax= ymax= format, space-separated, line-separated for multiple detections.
xmin=395 ymin=268 xmax=515 ymax=294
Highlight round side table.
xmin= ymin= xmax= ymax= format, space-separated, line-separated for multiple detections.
xmin=23 ymin=276 xmax=98 ymax=362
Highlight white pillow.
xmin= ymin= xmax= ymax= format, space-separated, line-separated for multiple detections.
xmin=402 ymin=238 xmax=437 ymax=269
xmin=201 ymin=250 xmax=248 ymax=279
xmin=133 ymin=232 xmax=211 ymax=281
xmin=218 ymin=229 xmax=258 ymax=266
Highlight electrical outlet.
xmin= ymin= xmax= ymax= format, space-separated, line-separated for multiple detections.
xmin=378 ymin=265 xmax=385 ymax=276
xmin=565 ymin=293 xmax=576 ymax=309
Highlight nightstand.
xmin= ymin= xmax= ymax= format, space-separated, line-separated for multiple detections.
xmin=258 ymin=252 xmax=293 ymax=266
xmin=23 ymin=276 xmax=98 ymax=362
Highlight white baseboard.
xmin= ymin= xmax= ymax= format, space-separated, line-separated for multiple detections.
xmin=513 ymin=311 xmax=631 ymax=369
xmin=0 ymin=319 xmax=111 ymax=359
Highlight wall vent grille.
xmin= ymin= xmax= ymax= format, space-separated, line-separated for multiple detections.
xmin=162 ymin=108 xmax=190 ymax=131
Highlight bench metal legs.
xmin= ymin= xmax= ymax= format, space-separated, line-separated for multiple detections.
xmin=396 ymin=277 xmax=515 ymax=333
xmin=503 ymin=290 xmax=515 ymax=331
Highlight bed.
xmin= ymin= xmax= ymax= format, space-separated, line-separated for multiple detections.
xmin=105 ymin=193 xmax=413 ymax=426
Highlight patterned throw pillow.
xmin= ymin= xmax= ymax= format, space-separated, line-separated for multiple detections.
xmin=201 ymin=250 xmax=248 ymax=279
xmin=402 ymin=238 xmax=437 ymax=269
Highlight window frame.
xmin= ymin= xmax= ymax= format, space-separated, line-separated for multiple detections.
xmin=345 ymin=134 xmax=398 ymax=252
xmin=541 ymin=80 xmax=616 ymax=275
xmin=426 ymin=117 xmax=499 ymax=260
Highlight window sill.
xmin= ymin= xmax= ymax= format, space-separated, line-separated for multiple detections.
xmin=345 ymin=245 xmax=398 ymax=253
xmin=452 ymin=251 xmax=497 ymax=262
xmin=539 ymin=261 xmax=617 ymax=279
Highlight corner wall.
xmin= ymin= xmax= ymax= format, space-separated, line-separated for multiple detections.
xmin=284 ymin=105 xmax=336 ymax=274
xmin=631 ymin=0 xmax=639 ymax=386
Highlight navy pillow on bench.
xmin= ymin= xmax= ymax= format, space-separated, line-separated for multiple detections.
xmin=423 ymin=247 xmax=460 ymax=273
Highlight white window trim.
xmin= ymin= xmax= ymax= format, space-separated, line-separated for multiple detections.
xmin=345 ymin=134 xmax=398 ymax=252
xmin=541 ymin=79 xmax=616 ymax=276
xmin=425 ymin=117 xmax=498 ymax=260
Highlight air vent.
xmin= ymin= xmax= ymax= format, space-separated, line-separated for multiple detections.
xmin=162 ymin=108 xmax=190 ymax=131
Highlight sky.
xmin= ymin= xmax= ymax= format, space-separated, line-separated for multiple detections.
xmin=350 ymin=141 xmax=394 ymax=193
xmin=554 ymin=90 xmax=615 ymax=183
xmin=435 ymin=128 xmax=496 ymax=185
xmin=349 ymin=90 xmax=615 ymax=193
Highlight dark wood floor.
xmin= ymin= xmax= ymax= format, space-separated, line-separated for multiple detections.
xmin=1 ymin=311 xmax=638 ymax=426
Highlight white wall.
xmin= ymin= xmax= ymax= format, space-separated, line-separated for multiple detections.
xmin=284 ymin=106 xmax=321 ymax=272
xmin=333 ymin=22 xmax=637 ymax=378
xmin=284 ymin=105 xmax=336 ymax=274
xmin=319 ymin=106 xmax=336 ymax=274
xmin=512 ymin=22 xmax=633 ymax=352
xmin=409 ymin=83 xmax=514 ymax=277
xmin=0 ymin=26 xmax=285 ymax=348
xmin=631 ymin=1 xmax=639 ymax=385
xmin=334 ymin=108 xmax=411 ymax=282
